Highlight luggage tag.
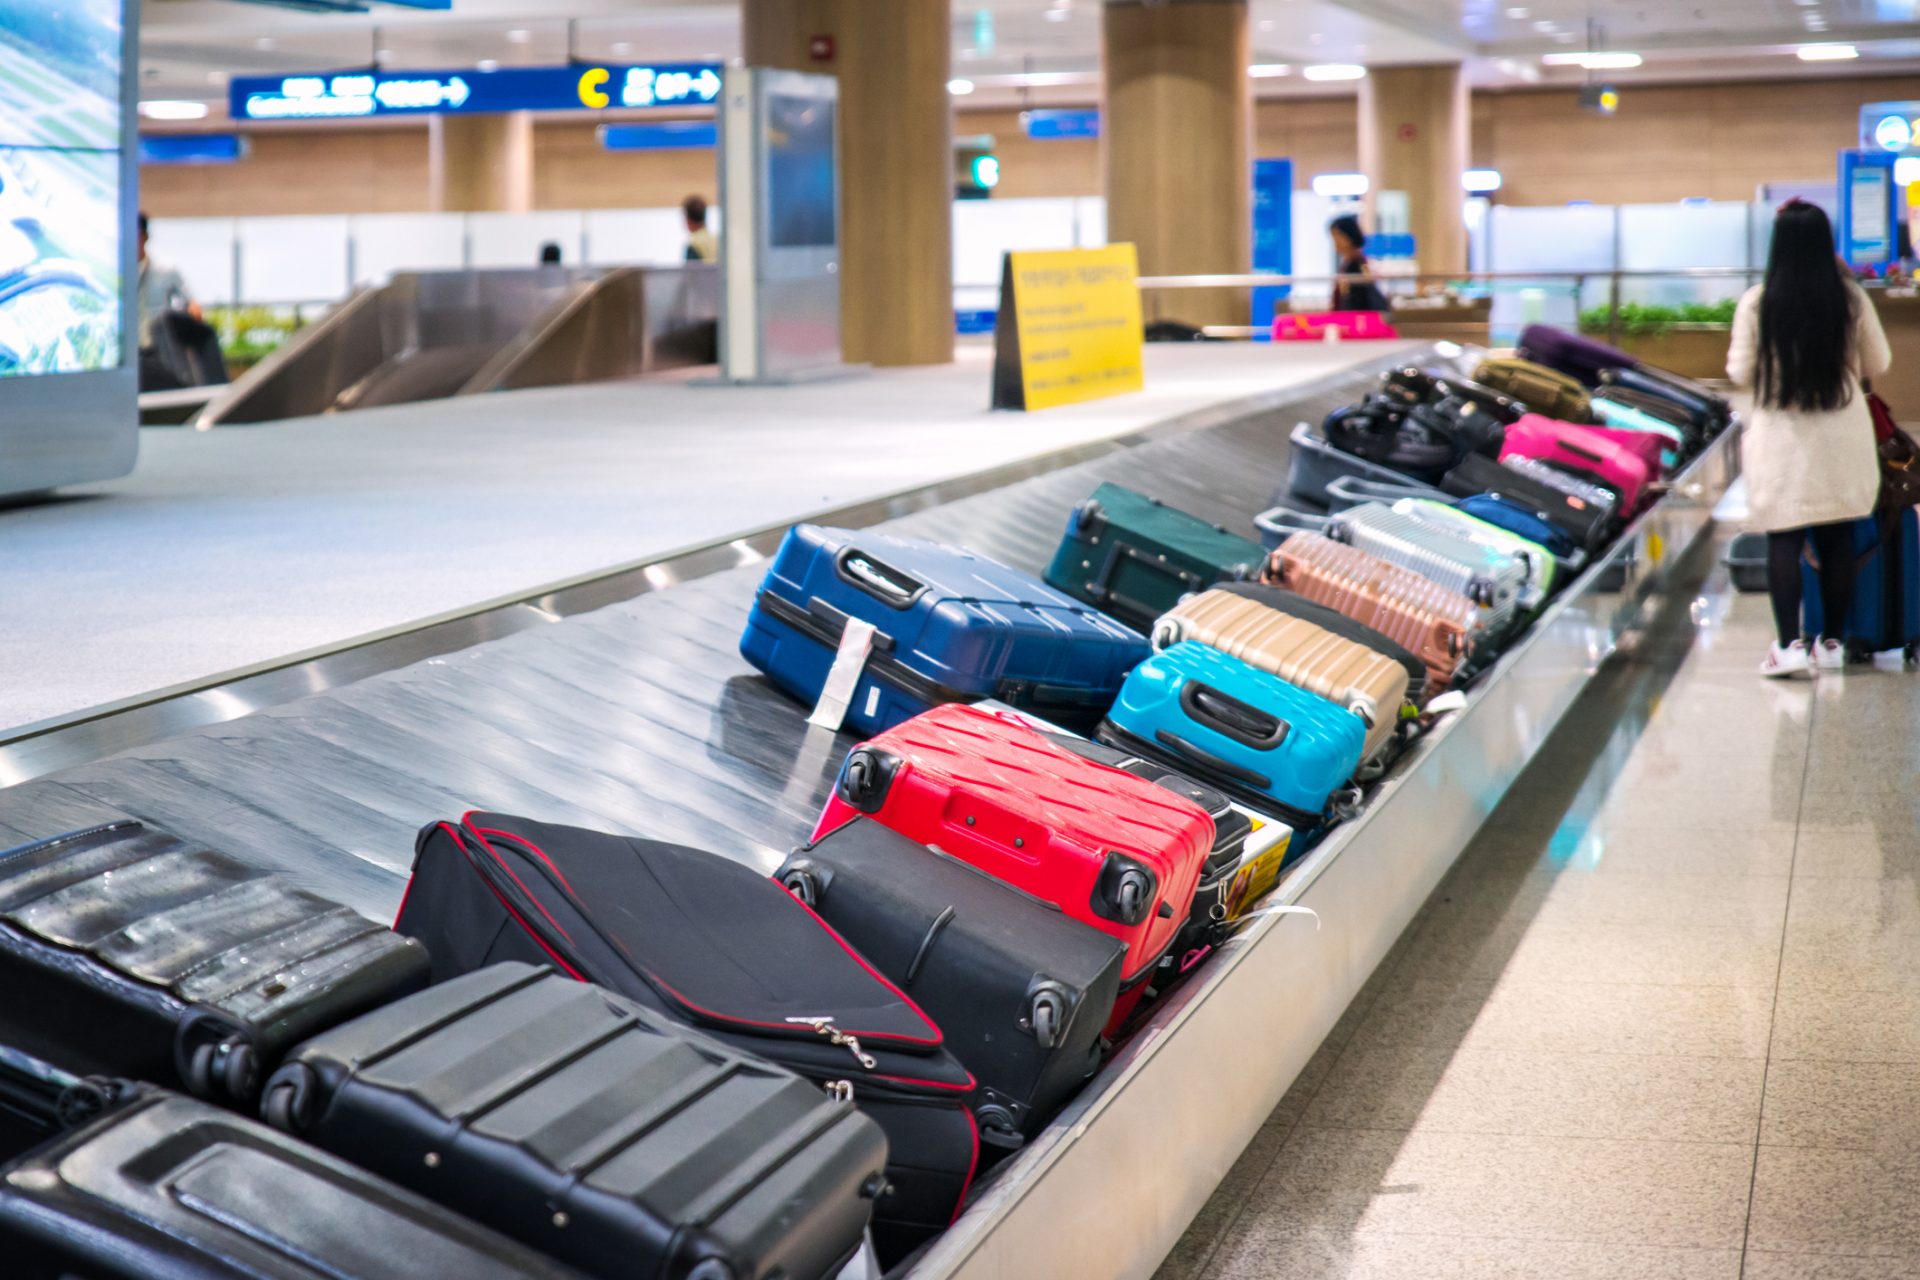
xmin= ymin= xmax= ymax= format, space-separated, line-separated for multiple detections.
xmin=808 ymin=617 xmax=879 ymax=731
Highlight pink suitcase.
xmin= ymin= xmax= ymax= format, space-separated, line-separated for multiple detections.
xmin=1498 ymin=415 xmax=1656 ymax=515
xmin=1272 ymin=311 xmax=1400 ymax=342
xmin=1579 ymin=423 xmax=1670 ymax=477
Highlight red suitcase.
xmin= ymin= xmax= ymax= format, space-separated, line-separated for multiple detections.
xmin=812 ymin=704 xmax=1216 ymax=1034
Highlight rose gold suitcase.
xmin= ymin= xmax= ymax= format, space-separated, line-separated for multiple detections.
xmin=1152 ymin=587 xmax=1411 ymax=762
xmin=1261 ymin=532 xmax=1476 ymax=692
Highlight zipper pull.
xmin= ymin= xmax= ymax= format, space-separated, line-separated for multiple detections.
xmin=785 ymin=1016 xmax=879 ymax=1070
xmin=824 ymin=1080 xmax=854 ymax=1103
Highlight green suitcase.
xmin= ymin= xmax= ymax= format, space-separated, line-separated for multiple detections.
xmin=1044 ymin=483 xmax=1267 ymax=632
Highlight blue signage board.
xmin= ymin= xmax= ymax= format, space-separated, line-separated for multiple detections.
xmin=1838 ymin=149 xmax=1897 ymax=268
xmin=231 ymin=63 xmax=723 ymax=121
xmin=1023 ymin=108 xmax=1099 ymax=140
xmin=600 ymin=121 xmax=718 ymax=151
xmin=1250 ymin=157 xmax=1293 ymax=336
xmin=138 ymin=133 xmax=247 ymax=165
xmin=1862 ymin=101 xmax=1920 ymax=153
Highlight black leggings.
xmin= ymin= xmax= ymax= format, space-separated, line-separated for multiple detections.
xmin=1768 ymin=522 xmax=1857 ymax=645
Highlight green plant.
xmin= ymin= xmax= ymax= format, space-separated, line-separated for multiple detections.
xmin=1578 ymin=298 xmax=1737 ymax=337
xmin=205 ymin=305 xmax=306 ymax=369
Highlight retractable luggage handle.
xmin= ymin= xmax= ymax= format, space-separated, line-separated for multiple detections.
xmin=1324 ymin=475 xmax=1451 ymax=513
xmin=1083 ymin=543 xmax=1207 ymax=623
xmin=1253 ymin=504 xmax=1332 ymax=548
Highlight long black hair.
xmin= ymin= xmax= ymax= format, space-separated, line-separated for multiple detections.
xmin=1757 ymin=201 xmax=1855 ymax=413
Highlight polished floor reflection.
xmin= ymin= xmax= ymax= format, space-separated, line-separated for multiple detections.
xmin=1162 ymin=546 xmax=1920 ymax=1279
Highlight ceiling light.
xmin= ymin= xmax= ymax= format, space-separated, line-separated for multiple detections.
xmin=1250 ymin=64 xmax=1291 ymax=78
xmin=1302 ymin=63 xmax=1367 ymax=81
xmin=1505 ymin=5 xmax=1529 ymax=15
xmin=1463 ymin=168 xmax=1503 ymax=192
xmin=1045 ymin=6 xmax=1069 ymax=20
xmin=506 ymin=29 xmax=532 ymax=44
xmin=1532 ymin=19 xmax=1558 ymax=31
xmin=1541 ymin=51 xmax=1643 ymax=69
xmin=139 ymin=100 xmax=210 ymax=121
xmin=947 ymin=78 xmax=975 ymax=94
xmin=1895 ymin=156 xmax=1920 ymax=187
xmin=1797 ymin=43 xmax=1857 ymax=60
xmin=255 ymin=37 xmax=275 ymax=50
xmin=1311 ymin=171 xmax=1369 ymax=197
xmin=611 ymin=41 xmax=633 ymax=55
xmin=477 ymin=59 xmax=501 ymax=72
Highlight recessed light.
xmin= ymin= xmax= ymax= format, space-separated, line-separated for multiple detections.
xmin=1045 ymin=7 xmax=1069 ymax=20
xmin=1532 ymin=19 xmax=1557 ymax=31
xmin=1505 ymin=5 xmax=1529 ymax=15
xmin=947 ymin=78 xmax=975 ymax=94
xmin=1250 ymin=64 xmax=1292 ymax=78
xmin=1302 ymin=63 xmax=1367 ymax=81
xmin=611 ymin=41 xmax=633 ymax=54
xmin=139 ymin=100 xmax=210 ymax=120
xmin=1463 ymin=168 xmax=1504 ymax=193
xmin=506 ymin=29 xmax=532 ymax=44
xmin=1797 ymin=42 xmax=1857 ymax=59
xmin=1541 ymin=50 xmax=1643 ymax=68
xmin=477 ymin=59 xmax=501 ymax=72
xmin=1311 ymin=172 xmax=1369 ymax=197
xmin=255 ymin=36 xmax=275 ymax=50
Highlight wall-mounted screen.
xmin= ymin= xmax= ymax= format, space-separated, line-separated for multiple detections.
xmin=766 ymin=94 xmax=836 ymax=249
xmin=0 ymin=0 xmax=125 ymax=379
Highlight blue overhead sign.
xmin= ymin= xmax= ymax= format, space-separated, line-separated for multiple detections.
xmin=230 ymin=63 xmax=723 ymax=121
xmin=1023 ymin=108 xmax=1099 ymax=140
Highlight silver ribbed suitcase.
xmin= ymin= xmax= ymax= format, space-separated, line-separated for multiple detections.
xmin=1502 ymin=455 xmax=1620 ymax=510
xmin=1328 ymin=502 xmax=1527 ymax=638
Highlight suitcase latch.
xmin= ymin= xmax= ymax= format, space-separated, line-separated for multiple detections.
xmin=787 ymin=1016 xmax=879 ymax=1070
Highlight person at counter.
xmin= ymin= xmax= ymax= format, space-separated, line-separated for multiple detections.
xmin=1731 ymin=199 xmax=1893 ymax=678
xmin=683 ymin=195 xmax=717 ymax=264
xmin=1329 ymin=214 xmax=1387 ymax=313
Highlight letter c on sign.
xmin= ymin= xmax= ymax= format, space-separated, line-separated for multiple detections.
xmin=578 ymin=68 xmax=612 ymax=110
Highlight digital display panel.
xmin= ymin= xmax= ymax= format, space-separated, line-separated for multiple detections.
xmin=766 ymin=94 xmax=836 ymax=249
xmin=231 ymin=64 xmax=723 ymax=122
xmin=0 ymin=0 xmax=125 ymax=379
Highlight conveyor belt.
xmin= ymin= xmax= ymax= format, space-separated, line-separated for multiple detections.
xmin=0 ymin=353 xmax=1412 ymax=920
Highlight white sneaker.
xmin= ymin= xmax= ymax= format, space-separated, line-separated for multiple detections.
xmin=1760 ymin=639 xmax=1812 ymax=679
xmin=1814 ymin=637 xmax=1848 ymax=671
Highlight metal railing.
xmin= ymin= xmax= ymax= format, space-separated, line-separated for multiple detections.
xmin=1130 ymin=267 xmax=1764 ymax=347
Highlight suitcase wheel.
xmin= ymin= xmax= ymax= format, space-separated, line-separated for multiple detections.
xmin=837 ymin=748 xmax=900 ymax=814
xmin=1070 ymin=499 xmax=1105 ymax=539
xmin=780 ymin=860 xmax=823 ymax=908
xmin=261 ymin=1062 xmax=317 ymax=1134
xmin=1024 ymin=983 xmax=1069 ymax=1050
xmin=54 ymin=1077 xmax=127 ymax=1131
xmin=1093 ymin=854 xmax=1158 ymax=927
xmin=176 ymin=1010 xmax=263 ymax=1104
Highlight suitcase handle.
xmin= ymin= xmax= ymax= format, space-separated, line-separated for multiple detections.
xmin=1178 ymin=681 xmax=1289 ymax=751
xmin=1087 ymin=545 xmax=1205 ymax=624
xmin=1557 ymin=440 xmax=1607 ymax=466
xmin=833 ymin=547 xmax=927 ymax=610
xmin=1152 ymin=730 xmax=1272 ymax=791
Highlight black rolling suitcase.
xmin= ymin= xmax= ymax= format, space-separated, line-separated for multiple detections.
xmin=778 ymin=816 xmax=1126 ymax=1154
xmin=0 ymin=1052 xmax=579 ymax=1280
xmin=263 ymin=963 xmax=887 ymax=1280
xmin=397 ymin=813 xmax=979 ymax=1263
xmin=0 ymin=821 xmax=430 ymax=1106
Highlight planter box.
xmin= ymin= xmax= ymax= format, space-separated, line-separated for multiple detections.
xmin=1578 ymin=324 xmax=1731 ymax=381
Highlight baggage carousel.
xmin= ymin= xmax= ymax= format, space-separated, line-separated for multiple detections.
xmin=0 ymin=345 xmax=1740 ymax=1279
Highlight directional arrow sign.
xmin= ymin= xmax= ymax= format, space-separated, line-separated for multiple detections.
xmin=232 ymin=63 xmax=723 ymax=121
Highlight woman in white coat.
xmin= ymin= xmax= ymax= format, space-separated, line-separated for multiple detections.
xmin=1729 ymin=200 xmax=1893 ymax=677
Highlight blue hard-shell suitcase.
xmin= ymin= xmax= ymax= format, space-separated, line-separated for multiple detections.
xmin=741 ymin=524 xmax=1150 ymax=736
xmin=1802 ymin=510 xmax=1920 ymax=657
xmin=1456 ymin=494 xmax=1581 ymax=563
xmin=1096 ymin=641 xmax=1367 ymax=828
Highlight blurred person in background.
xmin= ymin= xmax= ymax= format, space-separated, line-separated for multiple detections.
xmin=683 ymin=194 xmax=717 ymax=263
xmin=1329 ymin=214 xmax=1388 ymax=312
xmin=137 ymin=211 xmax=206 ymax=391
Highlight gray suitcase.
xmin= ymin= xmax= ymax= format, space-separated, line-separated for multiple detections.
xmin=1328 ymin=502 xmax=1529 ymax=638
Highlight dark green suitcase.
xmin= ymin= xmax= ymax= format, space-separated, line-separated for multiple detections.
xmin=1044 ymin=483 xmax=1267 ymax=632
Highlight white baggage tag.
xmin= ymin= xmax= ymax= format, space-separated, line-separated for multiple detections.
xmin=808 ymin=617 xmax=878 ymax=731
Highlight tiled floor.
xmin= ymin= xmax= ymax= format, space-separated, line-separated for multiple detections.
xmin=1159 ymin=551 xmax=1920 ymax=1280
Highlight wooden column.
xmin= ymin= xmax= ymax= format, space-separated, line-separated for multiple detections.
xmin=743 ymin=0 xmax=953 ymax=367
xmin=1102 ymin=0 xmax=1251 ymax=328
xmin=1358 ymin=64 xmax=1468 ymax=275
xmin=430 ymin=111 xmax=535 ymax=213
